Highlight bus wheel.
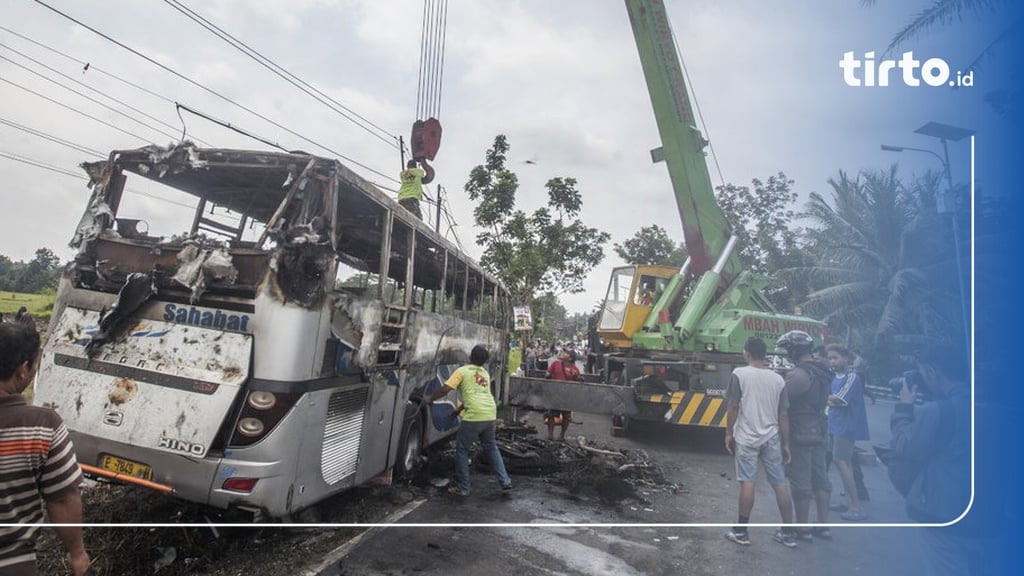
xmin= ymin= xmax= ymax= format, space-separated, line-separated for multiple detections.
xmin=396 ymin=413 xmax=423 ymax=479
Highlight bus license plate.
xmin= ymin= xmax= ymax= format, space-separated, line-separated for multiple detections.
xmin=99 ymin=454 xmax=153 ymax=481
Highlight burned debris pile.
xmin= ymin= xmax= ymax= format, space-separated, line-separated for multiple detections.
xmin=493 ymin=421 xmax=684 ymax=505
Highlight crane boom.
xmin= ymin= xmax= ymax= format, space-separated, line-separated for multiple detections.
xmin=624 ymin=0 xmax=741 ymax=281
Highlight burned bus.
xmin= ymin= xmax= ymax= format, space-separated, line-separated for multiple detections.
xmin=34 ymin=144 xmax=510 ymax=520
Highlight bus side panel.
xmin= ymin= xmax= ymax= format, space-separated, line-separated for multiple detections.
xmin=251 ymin=288 xmax=332 ymax=381
xmin=400 ymin=310 xmax=506 ymax=449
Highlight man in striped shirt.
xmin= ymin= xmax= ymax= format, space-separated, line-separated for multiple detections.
xmin=0 ymin=322 xmax=91 ymax=576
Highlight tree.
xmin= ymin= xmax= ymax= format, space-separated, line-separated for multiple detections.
xmin=715 ymin=172 xmax=812 ymax=310
xmin=613 ymin=225 xmax=687 ymax=266
xmin=464 ymin=135 xmax=611 ymax=303
xmin=795 ymin=167 xmax=960 ymax=372
xmin=0 ymin=248 xmax=63 ymax=293
xmin=862 ymin=0 xmax=1018 ymax=118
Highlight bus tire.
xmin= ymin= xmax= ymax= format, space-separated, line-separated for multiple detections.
xmin=395 ymin=413 xmax=424 ymax=479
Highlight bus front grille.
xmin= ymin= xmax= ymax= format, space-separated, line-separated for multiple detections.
xmin=320 ymin=387 xmax=369 ymax=484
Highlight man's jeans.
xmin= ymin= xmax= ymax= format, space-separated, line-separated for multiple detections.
xmin=455 ymin=419 xmax=511 ymax=492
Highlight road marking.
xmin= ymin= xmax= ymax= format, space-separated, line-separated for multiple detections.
xmin=298 ymin=498 xmax=426 ymax=576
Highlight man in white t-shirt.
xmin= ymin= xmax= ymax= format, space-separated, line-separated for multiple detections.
xmin=724 ymin=336 xmax=797 ymax=548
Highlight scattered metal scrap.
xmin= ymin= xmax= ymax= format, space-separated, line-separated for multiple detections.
xmin=86 ymin=271 xmax=157 ymax=358
xmin=171 ymin=240 xmax=238 ymax=303
xmin=489 ymin=421 xmax=684 ymax=506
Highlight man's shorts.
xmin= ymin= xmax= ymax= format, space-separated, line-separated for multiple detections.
xmin=734 ymin=433 xmax=787 ymax=487
xmin=787 ymin=440 xmax=832 ymax=499
xmin=832 ymin=436 xmax=856 ymax=462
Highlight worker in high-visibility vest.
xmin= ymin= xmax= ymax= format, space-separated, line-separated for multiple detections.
xmin=398 ymin=159 xmax=425 ymax=220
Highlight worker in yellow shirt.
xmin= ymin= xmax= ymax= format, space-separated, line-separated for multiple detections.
xmin=398 ymin=159 xmax=425 ymax=219
xmin=424 ymin=345 xmax=512 ymax=496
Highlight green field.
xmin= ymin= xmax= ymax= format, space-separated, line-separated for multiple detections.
xmin=0 ymin=291 xmax=55 ymax=322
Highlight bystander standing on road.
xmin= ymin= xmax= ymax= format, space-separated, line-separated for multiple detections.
xmin=544 ymin=349 xmax=583 ymax=441
xmin=776 ymin=330 xmax=833 ymax=542
xmin=889 ymin=345 xmax=974 ymax=575
xmin=424 ymin=345 xmax=512 ymax=496
xmin=0 ymin=322 xmax=91 ymax=576
xmin=723 ymin=337 xmax=797 ymax=548
xmin=826 ymin=344 xmax=870 ymax=521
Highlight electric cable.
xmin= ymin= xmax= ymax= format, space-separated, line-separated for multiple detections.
xmin=0 ymin=24 xmax=176 ymax=105
xmin=0 ymin=41 xmax=211 ymax=145
xmin=0 ymin=76 xmax=152 ymax=143
xmin=0 ymin=52 xmax=182 ymax=142
xmin=0 ymin=148 xmax=199 ymax=209
xmin=161 ymin=0 xmax=399 ymax=150
xmin=30 ymin=0 xmax=399 ymax=184
xmin=0 ymin=115 xmax=106 ymax=157
xmin=0 ymin=149 xmax=85 ymax=179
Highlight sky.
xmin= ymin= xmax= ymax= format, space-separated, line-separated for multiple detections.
xmin=0 ymin=0 xmax=1006 ymax=314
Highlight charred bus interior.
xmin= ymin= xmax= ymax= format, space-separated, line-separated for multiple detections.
xmin=39 ymin=143 xmax=510 ymax=518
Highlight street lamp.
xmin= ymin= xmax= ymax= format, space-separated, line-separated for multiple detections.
xmin=881 ymin=121 xmax=973 ymax=347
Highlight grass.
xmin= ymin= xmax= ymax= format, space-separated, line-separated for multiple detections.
xmin=0 ymin=290 xmax=54 ymax=321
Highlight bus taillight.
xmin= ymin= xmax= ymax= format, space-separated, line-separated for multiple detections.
xmin=228 ymin=391 xmax=299 ymax=447
xmin=247 ymin=391 xmax=277 ymax=410
xmin=237 ymin=418 xmax=265 ymax=437
xmin=222 ymin=477 xmax=259 ymax=493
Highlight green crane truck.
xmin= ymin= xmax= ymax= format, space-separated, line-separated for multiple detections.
xmin=509 ymin=0 xmax=826 ymax=435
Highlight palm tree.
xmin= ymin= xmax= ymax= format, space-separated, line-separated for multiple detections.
xmin=794 ymin=167 xmax=961 ymax=370
xmin=862 ymin=0 xmax=1018 ymax=118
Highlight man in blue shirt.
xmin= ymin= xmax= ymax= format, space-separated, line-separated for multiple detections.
xmin=826 ymin=344 xmax=870 ymax=521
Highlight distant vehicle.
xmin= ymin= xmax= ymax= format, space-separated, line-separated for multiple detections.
xmin=510 ymin=0 xmax=825 ymax=435
xmin=35 ymin=144 xmax=510 ymax=519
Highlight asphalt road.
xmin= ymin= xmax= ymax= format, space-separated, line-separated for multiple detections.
xmin=307 ymin=400 xmax=930 ymax=576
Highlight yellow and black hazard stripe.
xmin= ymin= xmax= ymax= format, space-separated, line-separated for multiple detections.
xmin=640 ymin=392 xmax=728 ymax=428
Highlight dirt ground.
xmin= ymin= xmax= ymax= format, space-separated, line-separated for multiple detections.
xmin=36 ymin=418 xmax=673 ymax=576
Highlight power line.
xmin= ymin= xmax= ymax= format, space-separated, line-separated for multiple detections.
xmin=162 ymin=0 xmax=399 ymax=150
xmin=0 ymin=115 xmax=106 ymax=157
xmin=0 ymin=52 xmax=181 ymax=142
xmin=0 ymin=24 xmax=176 ymax=105
xmin=0 ymin=149 xmax=85 ymax=180
xmin=0 ymin=41 xmax=212 ymax=146
xmin=29 ymin=0 xmax=399 ymax=184
xmin=0 ymin=76 xmax=152 ymax=143
xmin=0 ymin=148 xmax=198 ymax=210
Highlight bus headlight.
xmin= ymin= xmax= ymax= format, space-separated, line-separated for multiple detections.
xmin=247 ymin=391 xmax=277 ymax=410
xmin=237 ymin=417 xmax=265 ymax=437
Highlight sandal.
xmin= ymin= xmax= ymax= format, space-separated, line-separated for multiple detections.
xmin=812 ymin=527 xmax=833 ymax=541
xmin=447 ymin=486 xmax=470 ymax=496
xmin=796 ymin=530 xmax=814 ymax=543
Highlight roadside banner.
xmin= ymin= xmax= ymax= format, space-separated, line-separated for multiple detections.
xmin=513 ymin=305 xmax=533 ymax=331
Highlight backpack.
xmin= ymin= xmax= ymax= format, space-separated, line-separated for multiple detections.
xmin=877 ymin=397 xmax=954 ymax=497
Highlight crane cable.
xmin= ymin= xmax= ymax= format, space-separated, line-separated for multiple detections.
xmin=669 ymin=26 xmax=725 ymax=187
xmin=416 ymin=0 xmax=448 ymax=120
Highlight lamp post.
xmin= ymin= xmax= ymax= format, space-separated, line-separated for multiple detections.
xmin=881 ymin=121 xmax=973 ymax=347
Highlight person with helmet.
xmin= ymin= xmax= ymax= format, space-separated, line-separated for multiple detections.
xmin=776 ymin=330 xmax=834 ymax=542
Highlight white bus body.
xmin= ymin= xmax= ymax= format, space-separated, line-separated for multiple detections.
xmin=35 ymin=145 xmax=510 ymax=519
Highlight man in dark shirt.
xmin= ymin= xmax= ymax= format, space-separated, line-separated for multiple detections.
xmin=776 ymin=330 xmax=833 ymax=542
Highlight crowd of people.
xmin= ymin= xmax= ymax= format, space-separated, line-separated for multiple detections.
xmin=723 ymin=330 xmax=974 ymax=573
xmin=0 ymin=303 xmax=973 ymax=574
